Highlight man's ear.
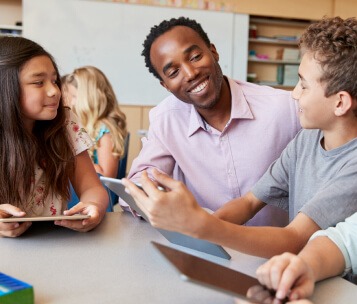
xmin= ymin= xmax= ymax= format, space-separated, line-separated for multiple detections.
xmin=160 ymin=81 xmax=170 ymax=92
xmin=210 ymin=43 xmax=219 ymax=62
xmin=335 ymin=91 xmax=354 ymax=116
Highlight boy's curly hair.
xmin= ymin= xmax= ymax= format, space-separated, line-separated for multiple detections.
xmin=300 ymin=17 xmax=357 ymax=98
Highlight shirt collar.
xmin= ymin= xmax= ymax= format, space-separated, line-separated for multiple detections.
xmin=187 ymin=107 xmax=206 ymax=137
xmin=187 ymin=77 xmax=254 ymax=137
xmin=228 ymin=77 xmax=254 ymax=120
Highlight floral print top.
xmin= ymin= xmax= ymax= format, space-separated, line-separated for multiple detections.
xmin=25 ymin=110 xmax=93 ymax=216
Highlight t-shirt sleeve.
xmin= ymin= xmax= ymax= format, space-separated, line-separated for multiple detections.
xmin=300 ymin=164 xmax=357 ymax=229
xmin=251 ymin=137 xmax=295 ymax=212
xmin=96 ymin=124 xmax=110 ymax=141
xmin=310 ymin=212 xmax=357 ymax=276
xmin=65 ymin=109 xmax=93 ymax=155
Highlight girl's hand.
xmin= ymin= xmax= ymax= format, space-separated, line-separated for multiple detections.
xmin=54 ymin=201 xmax=106 ymax=232
xmin=0 ymin=204 xmax=32 ymax=237
xmin=63 ymin=151 xmax=109 ymax=232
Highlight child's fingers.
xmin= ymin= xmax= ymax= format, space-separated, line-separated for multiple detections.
xmin=0 ymin=204 xmax=26 ymax=218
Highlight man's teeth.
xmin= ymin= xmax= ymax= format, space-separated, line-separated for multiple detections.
xmin=299 ymin=108 xmax=303 ymax=112
xmin=191 ymin=80 xmax=208 ymax=93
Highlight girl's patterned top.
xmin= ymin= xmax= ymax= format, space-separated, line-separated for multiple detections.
xmin=25 ymin=109 xmax=93 ymax=216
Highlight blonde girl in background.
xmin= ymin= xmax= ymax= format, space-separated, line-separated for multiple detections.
xmin=65 ymin=66 xmax=127 ymax=178
xmin=60 ymin=74 xmax=73 ymax=108
xmin=0 ymin=36 xmax=109 ymax=237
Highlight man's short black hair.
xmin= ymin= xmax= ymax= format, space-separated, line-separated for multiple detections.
xmin=141 ymin=17 xmax=211 ymax=80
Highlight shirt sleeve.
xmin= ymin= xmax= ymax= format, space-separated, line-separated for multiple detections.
xmin=65 ymin=109 xmax=93 ymax=155
xmin=300 ymin=164 xmax=357 ymax=229
xmin=251 ymin=136 xmax=295 ymax=212
xmin=310 ymin=212 xmax=357 ymax=276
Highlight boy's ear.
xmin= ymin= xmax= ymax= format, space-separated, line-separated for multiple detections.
xmin=335 ymin=91 xmax=354 ymax=116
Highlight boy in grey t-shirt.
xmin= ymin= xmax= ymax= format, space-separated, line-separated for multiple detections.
xmin=251 ymin=127 xmax=357 ymax=230
xmin=122 ymin=16 xmax=357 ymax=259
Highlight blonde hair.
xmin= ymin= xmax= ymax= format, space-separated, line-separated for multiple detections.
xmin=67 ymin=66 xmax=127 ymax=159
xmin=60 ymin=74 xmax=71 ymax=107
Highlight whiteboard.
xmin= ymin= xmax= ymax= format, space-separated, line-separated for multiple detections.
xmin=23 ymin=0 xmax=248 ymax=105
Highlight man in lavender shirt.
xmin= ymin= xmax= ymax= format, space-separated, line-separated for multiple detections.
xmin=127 ymin=17 xmax=300 ymax=226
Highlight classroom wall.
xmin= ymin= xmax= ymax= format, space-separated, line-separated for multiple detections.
xmin=229 ymin=0 xmax=333 ymax=20
xmin=0 ymin=0 xmax=22 ymax=25
xmin=5 ymin=0 xmax=357 ymax=30
xmin=88 ymin=0 xmax=333 ymax=20
xmin=334 ymin=0 xmax=357 ymax=18
xmin=23 ymin=0 xmax=248 ymax=106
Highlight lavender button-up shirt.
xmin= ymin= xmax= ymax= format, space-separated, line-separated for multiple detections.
xmin=128 ymin=78 xmax=301 ymax=226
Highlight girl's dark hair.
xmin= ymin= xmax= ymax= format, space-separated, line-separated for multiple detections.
xmin=0 ymin=36 xmax=75 ymax=207
xmin=142 ymin=17 xmax=211 ymax=80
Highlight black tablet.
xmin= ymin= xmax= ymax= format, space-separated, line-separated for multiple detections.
xmin=152 ymin=241 xmax=259 ymax=300
xmin=152 ymin=241 xmax=289 ymax=304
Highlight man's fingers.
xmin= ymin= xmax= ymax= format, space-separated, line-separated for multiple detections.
xmin=152 ymin=168 xmax=178 ymax=190
xmin=122 ymin=178 xmax=149 ymax=201
xmin=137 ymin=171 xmax=161 ymax=197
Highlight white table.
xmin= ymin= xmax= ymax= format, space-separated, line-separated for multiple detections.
xmin=1 ymin=212 xmax=356 ymax=303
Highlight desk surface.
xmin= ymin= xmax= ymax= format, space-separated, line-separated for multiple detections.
xmin=1 ymin=212 xmax=356 ymax=303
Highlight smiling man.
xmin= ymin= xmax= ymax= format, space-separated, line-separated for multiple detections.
xmin=123 ymin=16 xmax=357 ymax=260
xmin=127 ymin=17 xmax=300 ymax=226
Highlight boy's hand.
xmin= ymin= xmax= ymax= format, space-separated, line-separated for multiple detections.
xmin=256 ymin=252 xmax=315 ymax=301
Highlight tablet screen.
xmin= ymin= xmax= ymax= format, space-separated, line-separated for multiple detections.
xmin=152 ymin=241 xmax=289 ymax=303
xmin=152 ymin=241 xmax=258 ymax=298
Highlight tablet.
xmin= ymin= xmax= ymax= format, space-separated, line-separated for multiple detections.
xmin=152 ymin=242 xmax=288 ymax=303
xmin=0 ymin=214 xmax=90 ymax=223
xmin=100 ymin=176 xmax=231 ymax=260
xmin=152 ymin=241 xmax=261 ymax=301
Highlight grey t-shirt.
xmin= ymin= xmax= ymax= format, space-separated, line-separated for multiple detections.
xmin=252 ymin=129 xmax=357 ymax=229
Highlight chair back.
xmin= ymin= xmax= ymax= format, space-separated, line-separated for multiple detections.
xmin=110 ymin=132 xmax=130 ymax=204
xmin=117 ymin=132 xmax=130 ymax=179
